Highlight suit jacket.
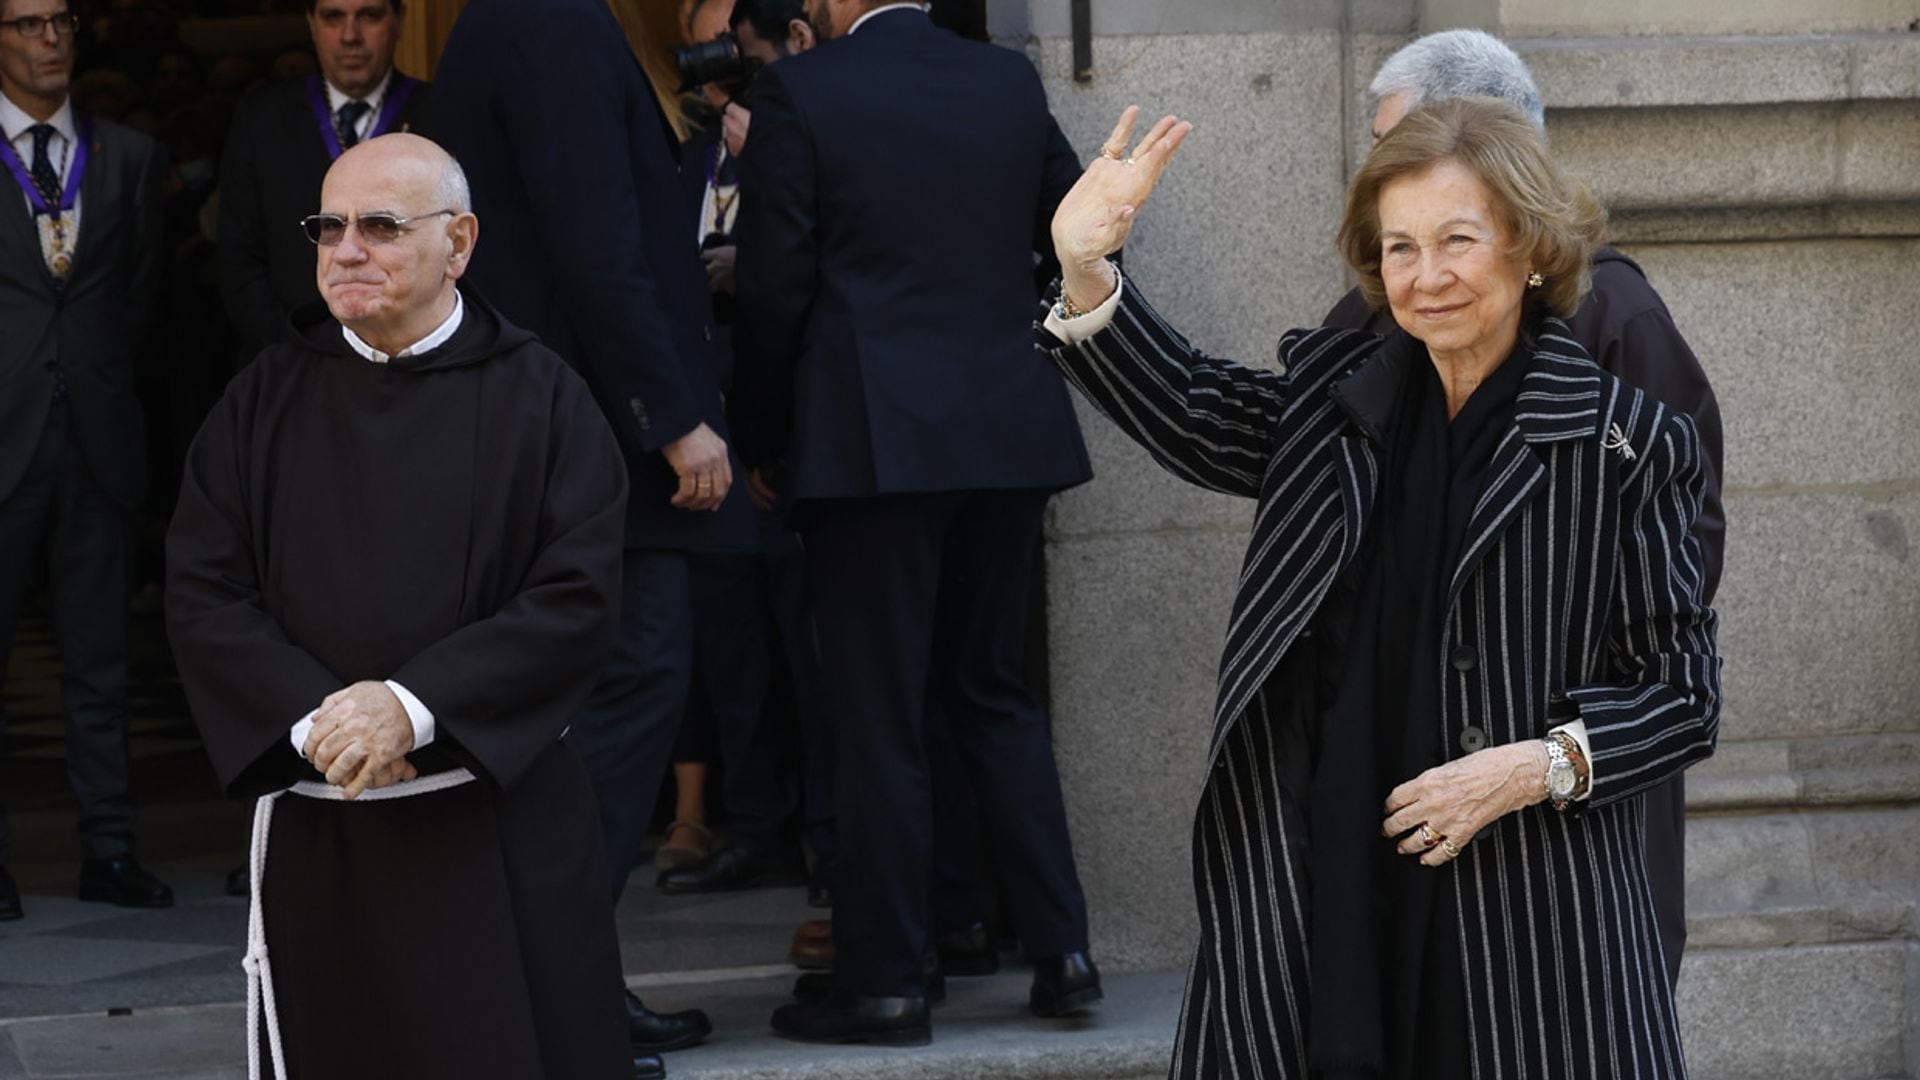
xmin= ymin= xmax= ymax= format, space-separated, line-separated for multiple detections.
xmin=731 ymin=8 xmax=1092 ymax=501
xmin=0 ymin=114 xmax=161 ymax=508
xmin=216 ymin=74 xmax=433 ymax=360
xmin=431 ymin=0 xmax=752 ymax=553
xmin=1324 ymin=245 xmax=1725 ymax=603
xmin=1043 ymin=282 xmax=1721 ymax=1079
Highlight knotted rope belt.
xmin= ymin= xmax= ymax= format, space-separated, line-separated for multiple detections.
xmin=243 ymin=768 xmax=477 ymax=1080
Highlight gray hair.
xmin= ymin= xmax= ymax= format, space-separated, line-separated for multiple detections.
xmin=437 ymin=152 xmax=472 ymax=215
xmin=1370 ymin=30 xmax=1545 ymax=131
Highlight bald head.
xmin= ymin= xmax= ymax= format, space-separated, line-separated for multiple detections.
xmin=316 ymin=133 xmax=479 ymax=355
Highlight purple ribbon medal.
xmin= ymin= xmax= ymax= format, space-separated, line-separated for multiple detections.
xmin=306 ymin=74 xmax=420 ymax=160
xmin=0 ymin=114 xmax=91 ymax=219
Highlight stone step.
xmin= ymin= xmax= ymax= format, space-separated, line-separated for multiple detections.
xmin=1686 ymin=732 xmax=1920 ymax=813
xmin=1677 ymin=940 xmax=1918 ymax=1080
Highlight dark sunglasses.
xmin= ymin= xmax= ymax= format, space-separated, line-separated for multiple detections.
xmin=301 ymin=209 xmax=456 ymax=246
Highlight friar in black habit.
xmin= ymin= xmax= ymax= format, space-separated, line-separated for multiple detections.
xmin=165 ymin=133 xmax=638 ymax=1079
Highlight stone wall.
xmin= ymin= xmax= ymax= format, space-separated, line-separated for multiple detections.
xmin=1016 ymin=3 xmax=1920 ymax=1074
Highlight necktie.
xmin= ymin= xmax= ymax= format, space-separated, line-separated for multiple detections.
xmin=336 ymin=101 xmax=371 ymax=149
xmin=28 ymin=124 xmax=61 ymax=210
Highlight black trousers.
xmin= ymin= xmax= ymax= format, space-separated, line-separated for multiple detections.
xmin=805 ymin=490 xmax=1088 ymax=998
xmin=569 ymin=548 xmax=692 ymax=902
xmin=0 ymin=404 xmax=136 ymax=865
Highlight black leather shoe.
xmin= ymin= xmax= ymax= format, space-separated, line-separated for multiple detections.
xmin=1030 ymin=951 xmax=1103 ymax=1017
xmin=0 ymin=866 xmax=21 ymax=921
xmin=936 ymin=923 xmax=1000 ymax=976
xmin=771 ymin=990 xmax=931 ymax=1046
xmin=625 ymin=990 xmax=711 ymax=1053
xmin=632 ymin=1053 xmax=665 ymax=1080
xmin=793 ymin=960 xmax=945 ymax=1006
xmin=77 ymin=856 xmax=173 ymax=909
xmin=657 ymin=845 xmax=806 ymax=895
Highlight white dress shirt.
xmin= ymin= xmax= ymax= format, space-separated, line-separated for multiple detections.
xmin=1045 ymin=265 xmax=1594 ymax=796
xmin=287 ymin=293 xmax=466 ymax=764
xmin=849 ymin=2 xmax=930 ymax=34
xmin=323 ymin=70 xmax=394 ymax=145
xmin=0 ymin=91 xmax=82 ymax=274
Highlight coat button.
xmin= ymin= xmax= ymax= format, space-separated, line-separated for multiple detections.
xmin=1459 ymin=726 xmax=1488 ymax=753
xmin=703 ymin=326 xmax=714 ymax=343
xmin=1449 ymin=645 xmax=1478 ymax=672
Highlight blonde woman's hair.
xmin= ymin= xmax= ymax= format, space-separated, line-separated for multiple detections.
xmin=1336 ymin=96 xmax=1606 ymax=319
xmin=605 ymin=0 xmax=693 ymax=142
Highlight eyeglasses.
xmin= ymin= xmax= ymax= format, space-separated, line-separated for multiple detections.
xmin=0 ymin=11 xmax=80 ymax=36
xmin=300 ymin=209 xmax=456 ymax=246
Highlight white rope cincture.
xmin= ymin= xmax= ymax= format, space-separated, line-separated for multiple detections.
xmin=244 ymin=767 xmax=477 ymax=1080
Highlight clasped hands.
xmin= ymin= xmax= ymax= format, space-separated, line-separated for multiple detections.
xmin=1050 ymin=106 xmax=1194 ymax=313
xmin=302 ymin=681 xmax=417 ymax=800
xmin=1381 ymin=741 xmax=1552 ymax=866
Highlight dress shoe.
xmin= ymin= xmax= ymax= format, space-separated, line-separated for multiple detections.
xmin=657 ymin=844 xmax=805 ymax=895
xmin=0 ymin=866 xmax=22 ymax=921
xmin=1030 ymin=951 xmax=1103 ymax=1017
xmin=792 ymin=959 xmax=945 ymax=1006
xmin=771 ymin=989 xmax=931 ymax=1046
xmin=935 ymin=922 xmax=1000 ymax=976
xmin=789 ymin=918 xmax=833 ymax=970
xmin=624 ymin=990 xmax=711 ymax=1053
xmin=632 ymin=1053 xmax=665 ymax=1080
xmin=77 ymin=856 xmax=173 ymax=909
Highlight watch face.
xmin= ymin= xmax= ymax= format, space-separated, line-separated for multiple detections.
xmin=1547 ymin=761 xmax=1576 ymax=799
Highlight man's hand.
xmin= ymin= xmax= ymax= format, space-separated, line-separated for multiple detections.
xmin=702 ymin=244 xmax=737 ymax=295
xmin=663 ymin=422 xmax=733 ymax=511
xmin=722 ymin=102 xmax=751 ymax=158
xmin=303 ymin=681 xmax=417 ymax=800
xmin=747 ymin=465 xmax=780 ymax=511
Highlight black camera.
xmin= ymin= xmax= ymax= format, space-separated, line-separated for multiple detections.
xmin=674 ymin=32 xmax=761 ymax=97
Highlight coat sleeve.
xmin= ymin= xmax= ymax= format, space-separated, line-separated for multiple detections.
xmin=1036 ymin=275 xmax=1296 ymax=498
xmin=215 ymin=96 xmax=287 ymax=359
xmin=1558 ymin=410 xmax=1721 ymax=808
xmin=388 ymin=374 xmax=628 ymax=793
xmin=1598 ymin=307 xmax=1726 ymax=605
xmin=730 ymin=62 xmax=816 ymax=470
xmin=495 ymin=11 xmax=701 ymax=453
xmin=1031 ymin=112 xmax=1082 ymax=298
xmin=165 ymin=383 xmax=344 ymax=798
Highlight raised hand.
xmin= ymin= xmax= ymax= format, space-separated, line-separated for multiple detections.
xmin=1050 ymin=107 xmax=1193 ymax=308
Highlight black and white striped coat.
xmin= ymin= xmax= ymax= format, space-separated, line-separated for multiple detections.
xmin=1040 ymin=283 xmax=1721 ymax=1079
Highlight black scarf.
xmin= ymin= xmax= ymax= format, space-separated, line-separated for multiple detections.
xmin=1304 ymin=329 xmax=1534 ymax=1079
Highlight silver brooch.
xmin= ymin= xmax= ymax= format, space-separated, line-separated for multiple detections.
xmin=1601 ymin=423 xmax=1636 ymax=462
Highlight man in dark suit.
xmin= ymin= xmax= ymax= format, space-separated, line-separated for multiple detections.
xmin=432 ymin=0 xmax=755 ymax=1067
xmin=732 ymin=0 xmax=1098 ymax=1045
xmin=1321 ymin=29 xmax=1723 ymax=991
xmin=0 ymin=0 xmax=171 ymax=919
xmin=218 ymin=0 xmax=430 ymax=361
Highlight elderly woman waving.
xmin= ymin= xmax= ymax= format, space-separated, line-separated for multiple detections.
xmin=1043 ymin=98 xmax=1720 ymax=1080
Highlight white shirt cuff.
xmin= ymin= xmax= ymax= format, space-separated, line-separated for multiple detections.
xmin=288 ymin=682 xmax=436 ymax=761
xmin=1042 ymin=265 xmax=1125 ymax=344
xmin=1549 ymin=719 xmax=1593 ymax=801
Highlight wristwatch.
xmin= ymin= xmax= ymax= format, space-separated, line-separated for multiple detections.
xmin=1544 ymin=731 xmax=1585 ymax=811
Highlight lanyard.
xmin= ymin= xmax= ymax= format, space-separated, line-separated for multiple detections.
xmin=305 ymin=74 xmax=418 ymax=160
xmin=0 ymin=113 xmax=89 ymax=218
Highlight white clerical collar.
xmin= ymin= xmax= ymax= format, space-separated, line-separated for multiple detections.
xmin=342 ymin=291 xmax=464 ymax=364
xmin=849 ymin=2 xmax=928 ymax=34
xmin=324 ymin=69 xmax=394 ymax=114
xmin=0 ymin=91 xmax=75 ymax=146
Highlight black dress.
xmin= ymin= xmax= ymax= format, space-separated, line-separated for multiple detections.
xmin=1301 ymin=328 xmax=1536 ymax=1080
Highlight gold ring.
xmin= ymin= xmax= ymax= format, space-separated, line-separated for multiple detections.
xmin=1123 ymin=157 xmax=1137 ymax=167
xmin=696 ymin=478 xmax=712 ymax=489
xmin=1100 ymin=144 xmax=1125 ymax=161
xmin=1439 ymin=837 xmax=1461 ymax=859
xmin=1417 ymin=824 xmax=1440 ymax=849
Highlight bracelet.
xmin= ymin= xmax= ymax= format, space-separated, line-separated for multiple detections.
xmin=1054 ymin=263 xmax=1117 ymax=322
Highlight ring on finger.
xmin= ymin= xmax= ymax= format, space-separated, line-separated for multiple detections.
xmin=1439 ymin=837 xmax=1461 ymax=859
xmin=1100 ymin=144 xmax=1125 ymax=161
xmin=1417 ymin=823 xmax=1440 ymax=849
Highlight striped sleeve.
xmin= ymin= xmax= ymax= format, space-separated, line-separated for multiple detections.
xmin=1036 ymin=275 xmax=1290 ymax=499
xmin=1563 ymin=410 xmax=1722 ymax=807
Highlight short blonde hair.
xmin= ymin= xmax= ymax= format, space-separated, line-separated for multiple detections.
xmin=1336 ymin=97 xmax=1606 ymax=320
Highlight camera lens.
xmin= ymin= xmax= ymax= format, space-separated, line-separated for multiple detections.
xmin=674 ymin=33 xmax=747 ymax=92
